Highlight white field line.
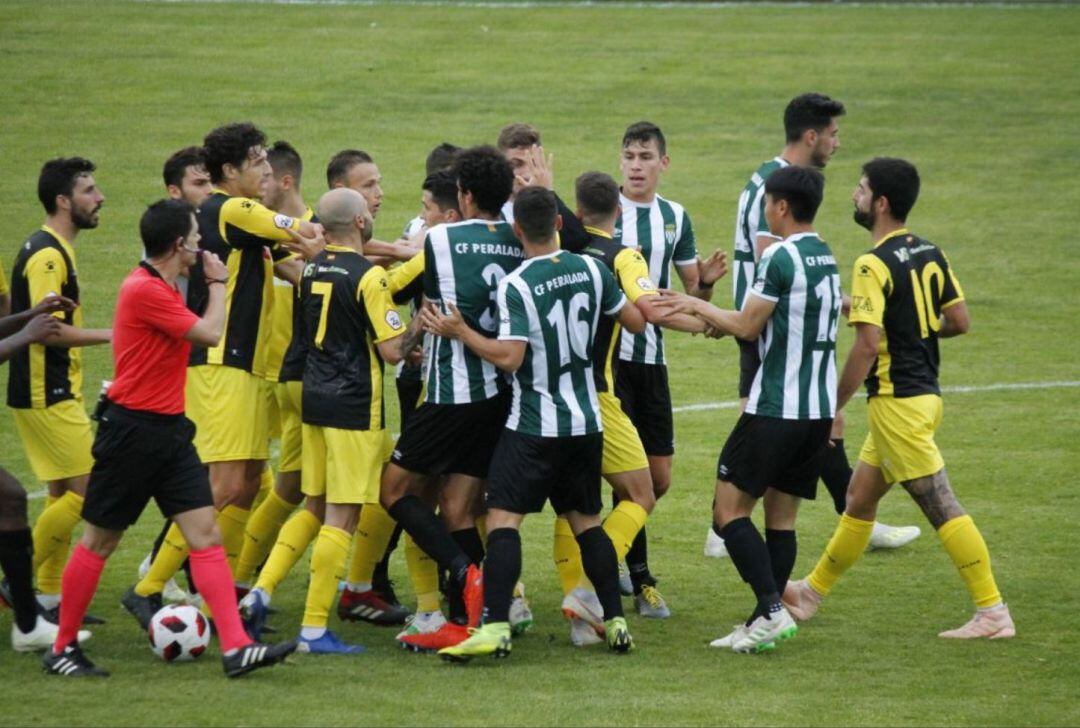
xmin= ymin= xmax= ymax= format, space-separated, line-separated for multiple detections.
xmin=135 ymin=0 xmax=1075 ymax=9
xmin=23 ymin=379 xmax=1079 ymax=498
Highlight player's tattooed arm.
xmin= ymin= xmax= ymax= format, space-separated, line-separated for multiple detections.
xmin=901 ymin=469 xmax=966 ymax=529
xmin=398 ymin=313 xmax=426 ymax=364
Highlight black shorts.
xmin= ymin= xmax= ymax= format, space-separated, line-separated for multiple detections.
xmin=486 ymin=429 xmax=603 ymax=516
xmin=391 ymin=391 xmax=510 ymax=478
xmin=716 ymin=413 xmax=832 ymax=500
xmin=737 ymin=338 xmax=762 ymax=399
xmin=395 ymin=376 xmax=424 ymax=431
xmin=81 ymin=403 xmax=213 ymax=532
xmin=613 ymin=361 xmax=673 ymax=456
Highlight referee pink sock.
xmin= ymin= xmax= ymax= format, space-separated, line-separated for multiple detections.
xmin=189 ymin=545 xmax=252 ymax=653
xmin=54 ymin=544 xmax=105 ymax=654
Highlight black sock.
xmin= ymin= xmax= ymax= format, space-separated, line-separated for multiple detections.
xmin=450 ymin=527 xmax=485 ymax=566
xmin=820 ymin=439 xmax=852 ymax=515
xmin=0 ymin=528 xmax=38 ymax=633
xmin=626 ymin=526 xmax=653 ymax=594
xmin=719 ymin=517 xmax=779 ymax=622
xmin=373 ymin=525 xmax=402 ymax=589
xmin=765 ymin=529 xmax=797 ymax=595
xmin=577 ymin=526 xmax=623 ymax=620
xmin=481 ymin=528 xmax=520 ymax=624
xmin=388 ymin=495 xmax=470 ymax=622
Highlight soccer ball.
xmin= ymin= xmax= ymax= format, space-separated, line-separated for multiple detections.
xmin=148 ymin=604 xmax=210 ymax=662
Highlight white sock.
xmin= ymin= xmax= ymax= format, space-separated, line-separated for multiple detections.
xmin=300 ymin=626 xmax=327 ymax=640
xmin=347 ymin=581 xmax=372 ymax=593
xmin=37 ymin=594 xmax=60 ymax=610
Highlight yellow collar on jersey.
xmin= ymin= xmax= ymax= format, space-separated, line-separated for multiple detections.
xmin=584 ymin=225 xmax=614 ymax=240
xmin=873 ymin=227 xmax=910 ymax=249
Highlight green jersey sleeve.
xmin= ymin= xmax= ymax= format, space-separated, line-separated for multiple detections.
xmin=672 ymin=211 xmax=698 ymax=265
xmin=497 ymin=279 xmax=530 ymax=341
xmin=751 ymin=244 xmax=793 ymax=302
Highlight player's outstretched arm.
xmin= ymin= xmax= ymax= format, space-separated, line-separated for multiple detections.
xmin=0 ymin=313 xmax=62 ymax=365
xmin=419 ymin=302 xmax=525 ymax=372
xmin=836 ymin=322 xmax=880 ymax=411
xmin=0 ymin=294 xmax=74 ymax=339
xmin=653 ymin=289 xmax=773 ymax=341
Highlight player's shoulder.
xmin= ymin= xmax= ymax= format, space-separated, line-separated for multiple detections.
xmin=20 ymin=228 xmax=63 ymax=257
xmin=19 ymin=230 xmax=67 ymax=269
xmin=654 ymin=193 xmax=688 ymax=220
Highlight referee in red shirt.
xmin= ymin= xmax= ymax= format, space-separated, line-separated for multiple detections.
xmin=45 ymin=199 xmax=297 ymax=678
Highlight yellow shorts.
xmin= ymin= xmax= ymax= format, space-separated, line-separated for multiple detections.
xmin=301 ymin=425 xmax=391 ymax=505
xmin=859 ymin=394 xmax=945 ymax=485
xmin=12 ymin=399 xmax=94 ymax=482
xmin=599 ymin=392 xmax=649 ymax=476
xmin=186 ymin=365 xmax=269 ymax=463
xmin=265 ymin=378 xmax=282 ymax=442
xmin=276 ymin=380 xmax=303 ymax=473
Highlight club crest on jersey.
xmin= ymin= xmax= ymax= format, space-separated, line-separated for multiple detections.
xmin=637 ymin=277 xmax=655 ymax=292
xmin=664 ymin=224 xmax=676 ymax=245
xmin=273 ymin=214 xmax=295 ymax=230
xmin=386 ymin=310 xmax=403 ymax=330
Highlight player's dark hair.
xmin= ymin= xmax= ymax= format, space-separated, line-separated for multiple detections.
xmin=326 ymin=149 xmax=374 ymax=189
xmin=453 ymin=145 xmax=514 ymax=217
xmin=862 ymin=157 xmax=920 ymax=222
xmin=425 ymin=143 xmax=461 ymax=175
xmin=622 ymin=121 xmax=666 ymax=156
xmin=203 ymin=122 xmax=267 ymax=184
xmin=38 ymin=157 xmax=96 ymax=214
xmin=784 ymin=93 xmax=845 ymax=143
xmin=497 ymin=123 xmax=541 ymax=151
xmin=513 ymin=186 xmax=558 ymax=244
xmin=162 ymin=147 xmax=206 ymax=189
xmin=575 ymin=171 xmax=620 ymax=221
xmin=423 ymin=170 xmax=461 ymax=214
xmin=141 ymin=198 xmax=196 ymax=258
xmin=764 ymin=165 xmax=825 ymax=223
xmin=267 ymin=140 xmax=303 ymax=185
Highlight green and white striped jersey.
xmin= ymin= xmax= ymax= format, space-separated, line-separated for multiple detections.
xmin=733 ymin=157 xmax=789 ymax=311
xmin=423 ymin=219 xmax=525 ymax=404
xmin=746 ymin=232 xmax=842 ymax=421
xmin=498 ymin=251 xmax=626 ymax=437
xmin=614 ymin=192 xmax=696 ymax=365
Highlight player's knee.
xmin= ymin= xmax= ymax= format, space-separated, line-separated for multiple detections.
xmin=185 ymin=519 xmax=221 ymax=551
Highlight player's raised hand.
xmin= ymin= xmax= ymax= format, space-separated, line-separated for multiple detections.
xmin=22 ymin=313 xmax=63 ymax=343
xmin=30 ymin=294 xmax=77 ymax=316
xmin=201 ymin=250 xmax=229 ymax=282
xmin=698 ymin=250 xmax=728 ymax=286
xmin=282 ymin=224 xmax=326 ymax=261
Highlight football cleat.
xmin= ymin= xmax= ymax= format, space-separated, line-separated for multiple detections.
xmin=224 ymin=639 xmax=298 ymax=677
xmin=562 ymin=587 xmax=605 ymax=636
xmin=509 ymin=582 xmax=533 ymax=636
xmin=13 ymin=615 xmax=90 ymax=653
xmin=938 ymin=604 xmax=1015 ymax=639
xmin=869 ymin=522 xmax=922 ymax=551
xmin=43 ymin=642 xmax=109 ymax=677
xmin=438 ymin=623 xmax=511 ymax=663
xmin=781 ymin=578 xmax=822 ymax=622
xmin=731 ymin=608 xmax=797 ymax=654
xmin=40 ymin=603 xmax=105 ymax=626
xmin=635 ymin=584 xmax=671 ymax=619
xmin=463 ymin=565 xmax=484 ymax=628
xmin=396 ymin=610 xmax=447 ymax=642
xmin=604 ymin=616 xmax=634 ymax=654
xmin=239 ymin=588 xmax=270 ymax=640
xmin=337 ymin=587 xmax=410 ymax=626
xmin=296 ymin=630 xmax=365 ymax=655
xmin=398 ymin=621 xmax=469 ymax=653
xmin=618 ymin=562 xmax=633 ymax=596
xmin=709 ymin=624 xmax=748 ymax=649
xmin=704 ymin=528 xmax=729 ymax=558
xmin=120 ymin=586 xmax=162 ymax=631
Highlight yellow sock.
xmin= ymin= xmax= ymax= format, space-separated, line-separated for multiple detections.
xmin=603 ymin=501 xmax=648 ymax=563
xmin=553 ymin=516 xmax=586 ymax=597
xmin=234 ymin=490 xmax=295 ymax=585
xmin=475 ymin=515 xmax=487 ymax=548
xmin=252 ymin=466 xmax=274 ymax=511
xmin=136 ymin=521 xmax=189 ymax=596
xmin=405 ymin=534 xmax=441 ymax=612
xmin=32 ymin=491 xmax=84 ymax=595
xmin=938 ymin=515 xmax=1002 ymax=609
xmin=807 ymin=513 xmax=874 ymax=596
xmin=346 ymin=503 xmax=396 ymax=588
xmin=302 ymin=526 xmax=351 ymax=629
xmin=217 ymin=505 xmax=251 ymax=575
xmin=254 ymin=509 xmax=321 ymax=596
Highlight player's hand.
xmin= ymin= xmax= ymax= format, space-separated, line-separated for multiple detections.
xmin=514 ymin=144 xmax=554 ymax=191
xmin=30 ymin=294 xmax=76 ymax=316
xmin=702 ymin=325 xmax=724 ymax=340
xmin=201 ymin=250 xmax=229 ymax=282
xmin=419 ymin=302 xmax=466 ymax=339
xmin=406 ymin=346 xmax=424 ymax=366
xmin=652 ymin=289 xmax=701 ymax=317
xmin=698 ymin=250 xmax=728 ymax=287
xmin=22 ymin=313 xmax=63 ymax=343
xmin=282 ymin=224 xmax=326 ymax=261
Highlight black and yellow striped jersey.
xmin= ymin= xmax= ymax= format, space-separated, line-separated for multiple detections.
xmin=299 ymin=245 xmax=405 ymax=430
xmin=578 ymin=227 xmax=657 ymax=393
xmin=849 ymin=229 xmax=964 ymax=398
xmin=6 ymin=226 xmax=84 ymax=409
xmin=186 ymin=189 xmax=300 ymax=376
xmin=271 ymin=207 xmax=316 ymax=384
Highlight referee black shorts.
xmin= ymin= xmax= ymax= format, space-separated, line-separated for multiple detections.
xmin=486 ymin=429 xmax=604 ymax=516
xmin=613 ymin=361 xmax=674 ymax=457
xmin=717 ymin=412 xmax=832 ymax=500
xmin=391 ymin=391 xmax=510 ymax=479
xmin=81 ymin=402 xmax=213 ymax=532
xmin=737 ymin=338 xmax=762 ymax=399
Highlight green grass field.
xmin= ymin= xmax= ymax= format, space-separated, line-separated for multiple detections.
xmin=1 ymin=1 xmax=1078 ymax=725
